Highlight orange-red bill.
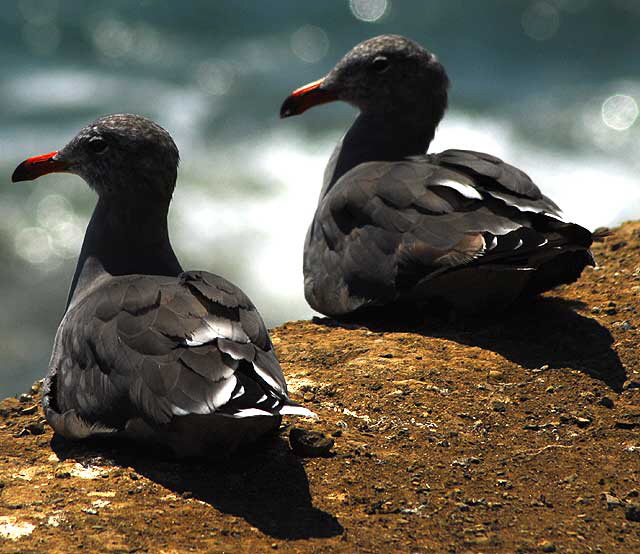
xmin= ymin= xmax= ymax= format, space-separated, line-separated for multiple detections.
xmin=280 ymin=78 xmax=338 ymax=118
xmin=11 ymin=151 xmax=68 ymax=182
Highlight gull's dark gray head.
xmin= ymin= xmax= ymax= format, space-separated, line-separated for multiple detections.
xmin=12 ymin=114 xmax=180 ymax=200
xmin=281 ymin=35 xmax=449 ymax=120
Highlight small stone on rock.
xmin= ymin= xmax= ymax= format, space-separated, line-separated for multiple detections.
xmin=289 ymin=427 xmax=334 ymax=457
xmin=26 ymin=421 xmax=46 ymax=435
xmin=575 ymin=417 xmax=592 ymax=428
xmin=603 ymin=492 xmax=624 ymax=509
xmin=538 ymin=540 xmax=556 ymax=552
xmin=599 ymin=396 xmax=614 ymax=409
xmin=625 ymin=504 xmax=640 ymax=522
xmin=624 ymin=380 xmax=640 ymax=390
xmin=18 ymin=393 xmax=32 ymax=403
xmin=491 ymin=401 xmax=507 ymax=413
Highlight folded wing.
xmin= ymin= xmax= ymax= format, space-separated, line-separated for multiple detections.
xmin=44 ymin=270 xmax=309 ymax=438
xmin=304 ymin=150 xmax=593 ymax=314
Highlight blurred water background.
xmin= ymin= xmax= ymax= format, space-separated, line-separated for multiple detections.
xmin=1 ymin=0 xmax=639 ymax=398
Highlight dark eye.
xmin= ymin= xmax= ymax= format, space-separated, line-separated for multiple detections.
xmin=371 ymin=56 xmax=390 ymax=73
xmin=88 ymin=137 xmax=108 ymax=154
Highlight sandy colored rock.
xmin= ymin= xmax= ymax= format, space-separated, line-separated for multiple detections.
xmin=1 ymin=222 xmax=640 ymax=552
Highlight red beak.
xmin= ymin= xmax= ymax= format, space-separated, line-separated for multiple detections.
xmin=12 ymin=151 xmax=69 ymax=182
xmin=280 ymin=78 xmax=339 ymax=118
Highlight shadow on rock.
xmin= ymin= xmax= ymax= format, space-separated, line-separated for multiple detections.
xmin=317 ymin=295 xmax=627 ymax=391
xmin=51 ymin=433 xmax=343 ymax=540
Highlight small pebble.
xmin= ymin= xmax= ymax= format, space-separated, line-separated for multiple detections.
xmin=26 ymin=421 xmax=46 ymax=435
xmin=538 ymin=540 xmax=556 ymax=552
xmin=289 ymin=427 xmax=334 ymax=457
xmin=624 ymin=380 xmax=640 ymax=390
xmin=603 ymin=492 xmax=624 ymax=509
xmin=599 ymin=396 xmax=614 ymax=409
xmin=625 ymin=504 xmax=640 ymax=522
xmin=613 ymin=320 xmax=633 ymax=331
xmin=575 ymin=417 xmax=592 ymax=428
xmin=18 ymin=393 xmax=32 ymax=403
xmin=55 ymin=468 xmax=71 ymax=479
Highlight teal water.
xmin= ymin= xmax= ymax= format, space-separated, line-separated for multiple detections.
xmin=1 ymin=0 xmax=639 ymax=398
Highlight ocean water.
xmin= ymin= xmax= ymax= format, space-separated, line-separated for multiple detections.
xmin=1 ymin=0 xmax=639 ymax=398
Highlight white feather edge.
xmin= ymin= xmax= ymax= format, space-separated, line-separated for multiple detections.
xmin=229 ymin=405 xmax=318 ymax=419
xmin=434 ymin=179 xmax=483 ymax=200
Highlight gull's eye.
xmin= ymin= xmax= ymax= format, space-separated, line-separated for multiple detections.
xmin=371 ymin=55 xmax=390 ymax=73
xmin=88 ymin=137 xmax=108 ymax=154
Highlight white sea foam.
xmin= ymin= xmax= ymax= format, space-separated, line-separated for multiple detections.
xmin=169 ymin=112 xmax=640 ymax=323
xmin=2 ymin=80 xmax=638 ymax=325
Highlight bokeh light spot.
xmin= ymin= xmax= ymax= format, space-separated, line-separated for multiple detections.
xmin=522 ymin=2 xmax=560 ymax=41
xmin=36 ymin=194 xmax=73 ymax=229
xmin=93 ymin=18 xmax=134 ymax=60
xmin=195 ymin=60 xmax=236 ymax=96
xmin=15 ymin=227 xmax=52 ymax=264
xmin=601 ymin=94 xmax=639 ymax=131
xmin=291 ymin=25 xmax=329 ymax=64
xmin=349 ymin=0 xmax=389 ymax=23
xmin=50 ymin=221 xmax=83 ymax=259
xmin=18 ymin=0 xmax=58 ymax=25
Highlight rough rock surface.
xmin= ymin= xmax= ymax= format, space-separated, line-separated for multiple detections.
xmin=1 ymin=222 xmax=640 ymax=553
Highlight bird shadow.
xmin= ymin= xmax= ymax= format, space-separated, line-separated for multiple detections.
xmin=316 ymin=295 xmax=627 ymax=392
xmin=50 ymin=432 xmax=343 ymax=540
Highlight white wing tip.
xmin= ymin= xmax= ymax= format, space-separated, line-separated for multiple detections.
xmin=279 ymin=404 xmax=318 ymax=419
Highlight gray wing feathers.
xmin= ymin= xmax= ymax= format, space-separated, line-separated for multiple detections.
xmin=304 ymin=152 xmax=592 ymax=314
xmin=45 ymin=271 xmax=294 ymax=436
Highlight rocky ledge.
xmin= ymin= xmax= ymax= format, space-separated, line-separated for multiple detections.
xmin=1 ymin=222 xmax=640 ymax=553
